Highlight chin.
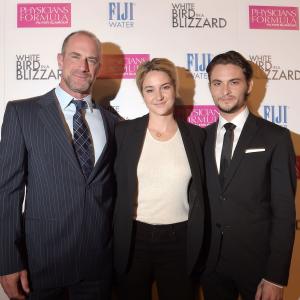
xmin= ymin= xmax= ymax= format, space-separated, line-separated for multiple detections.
xmin=160 ymin=110 xmax=174 ymax=116
xmin=219 ymin=104 xmax=235 ymax=113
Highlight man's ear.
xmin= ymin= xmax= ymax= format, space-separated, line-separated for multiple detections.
xmin=57 ymin=53 xmax=63 ymax=69
xmin=247 ymin=79 xmax=253 ymax=94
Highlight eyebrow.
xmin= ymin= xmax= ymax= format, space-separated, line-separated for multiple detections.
xmin=210 ymin=77 xmax=243 ymax=83
xmin=68 ymin=51 xmax=99 ymax=60
xmin=143 ymin=81 xmax=172 ymax=89
xmin=69 ymin=51 xmax=80 ymax=56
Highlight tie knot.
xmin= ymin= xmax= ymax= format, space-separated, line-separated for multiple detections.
xmin=72 ymin=99 xmax=88 ymax=111
xmin=224 ymin=123 xmax=236 ymax=132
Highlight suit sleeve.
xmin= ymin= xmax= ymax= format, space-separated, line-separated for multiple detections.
xmin=0 ymin=102 xmax=27 ymax=275
xmin=265 ymin=129 xmax=296 ymax=285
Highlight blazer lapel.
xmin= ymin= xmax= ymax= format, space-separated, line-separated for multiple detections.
xmin=178 ymin=120 xmax=205 ymax=212
xmin=222 ymin=113 xmax=259 ymax=190
xmin=37 ymin=90 xmax=82 ymax=176
xmin=205 ymin=122 xmax=221 ymax=190
xmin=178 ymin=120 xmax=204 ymax=184
xmin=126 ymin=115 xmax=149 ymax=182
xmin=88 ymin=105 xmax=115 ymax=182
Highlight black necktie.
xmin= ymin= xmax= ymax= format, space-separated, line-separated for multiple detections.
xmin=219 ymin=122 xmax=236 ymax=186
xmin=72 ymin=100 xmax=95 ymax=178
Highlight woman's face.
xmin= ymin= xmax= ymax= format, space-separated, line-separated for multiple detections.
xmin=142 ymin=70 xmax=176 ymax=117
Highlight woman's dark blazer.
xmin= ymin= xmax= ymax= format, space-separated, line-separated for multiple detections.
xmin=113 ymin=114 xmax=206 ymax=276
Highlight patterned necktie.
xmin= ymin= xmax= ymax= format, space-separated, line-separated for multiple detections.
xmin=219 ymin=122 xmax=236 ymax=187
xmin=72 ymin=99 xmax=95 ymax=178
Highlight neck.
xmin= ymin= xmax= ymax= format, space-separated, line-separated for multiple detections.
xmin=147 ymin=113 xmax=178 ymax=140
xmin=148 ymin=113 xmax=176 ymax=131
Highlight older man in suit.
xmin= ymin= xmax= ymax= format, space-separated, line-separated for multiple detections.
xmin=202 ymin=51 xmax=296 ymax=300
xmin=0 ymin=30 xmax=118 ymax=300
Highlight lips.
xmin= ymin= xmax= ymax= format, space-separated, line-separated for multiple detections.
xmin=153 ymin=101 xmax=167 ymax=106
xmin=72 ymin=72 xmax=90 ymax=80
xmin=219 ymin=96 xmax=235 ymax=101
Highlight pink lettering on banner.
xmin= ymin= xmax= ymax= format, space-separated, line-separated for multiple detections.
xmin=17 ymin=3 xmax=71 ymax=28
xmin=98 ymin=54 xmax=150 ymax=79
xmin=296 ymin=156 xmax=300 ymax=179
xmin=249 ymin=5 xmax=299 ymax=30
xmin=174 ymin=105 xmax=219 ymax=127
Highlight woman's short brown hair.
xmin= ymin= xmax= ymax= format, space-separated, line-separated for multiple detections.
xmin=136 ymin=58 xmax=179 ymax=97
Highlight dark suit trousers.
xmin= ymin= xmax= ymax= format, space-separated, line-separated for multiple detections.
xmin=115 ymin=221 xmax=197 ymax=300
xmin=202 ymin=257 xmax=261 ymax=300
xmin=27 ymin=279 xmax=112 ymax=300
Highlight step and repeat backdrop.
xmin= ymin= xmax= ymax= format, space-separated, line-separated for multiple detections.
xmin=0 ymin=0 xmax=300 ymax=299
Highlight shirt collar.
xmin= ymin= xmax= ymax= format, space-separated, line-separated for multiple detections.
xmin=218 ymin=106 xmax=249 ymax=131
xmin=55 ymin=85 xmax=93 ymax=111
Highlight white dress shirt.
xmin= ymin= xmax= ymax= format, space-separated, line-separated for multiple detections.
xmin=55 ymin=86 xmax=106 ymax=164
xmin=215 ymin=107 xmax=249 ymax=173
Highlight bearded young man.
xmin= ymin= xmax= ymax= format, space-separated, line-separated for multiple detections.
xmin=202 ymin=50 xmax=296 ymax=300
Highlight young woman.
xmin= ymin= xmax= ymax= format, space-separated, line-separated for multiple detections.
xmin=113 ymin=58 xmax=206 ymax=300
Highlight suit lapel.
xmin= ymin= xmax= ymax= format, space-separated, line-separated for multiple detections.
xmin=178 ymin=120 xmax=204 ymax=210
xmin=222 ymin=113 xmax=259 ymax=190
xmin=126 ymin=115 xmax=149 ymax=182
xmin=37 ymin=90 xmax=82 ymax=176
xmin=205 ymin=122 xmax=221 ymax=190
xmin=178 ymin=120 xmax=202 ymax=183
xmin=88 ymin=105 xmax=113 ymax=181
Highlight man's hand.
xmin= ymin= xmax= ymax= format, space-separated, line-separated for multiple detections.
xmin=255 ymin=280 xmax=283 ymax=300
xmin=0 ymin=270 xmax=30 ymax=300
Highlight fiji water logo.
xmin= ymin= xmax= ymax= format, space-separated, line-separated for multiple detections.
xmin=17 ymin=3 xmax=71 ymax=28
xmin=175 ymin=105 xmax=219 ymax=127
xmin=263 ymin=105 xmax=288 ymax=127
xmin=186 ymin=53 xmax=214 ymax=80
xmin=108 ymin=2 xmax=135 ymax=28
xmin=98 ymin=54 xmax=149 ymax=79
xmin=249 ymin=6 xmax=299 ymax=30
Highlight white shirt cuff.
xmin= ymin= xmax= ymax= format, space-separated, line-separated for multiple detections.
xmin=263 ymin=279 xmax=284 ymax=288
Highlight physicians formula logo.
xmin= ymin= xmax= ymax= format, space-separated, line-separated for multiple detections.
xmin=186 ymin=53 xmax=214 ymax=80
xmin=249 ymin=6 xmax=299 ymax=30
xmin=175 ymin=105 xmax=219 ymax=127
xmin=17 ymin=3 xmax=71 ymax=28
xmin=108 ymin=2 xmax=135 ymax=28
xmin=263 ymin=105 xmax=288 ymax=127
xmin=98 ymin=54 xmax=149 ymax=79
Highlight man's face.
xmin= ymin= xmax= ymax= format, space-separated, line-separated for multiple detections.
xmin=209 ymin=63 xmax=253 ymax=120
xmin=57 ymin=33 xmax=100 ymax=99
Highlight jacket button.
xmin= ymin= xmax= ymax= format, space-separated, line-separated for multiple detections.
xmin=219 ymin=195 xmax=226 ymax=201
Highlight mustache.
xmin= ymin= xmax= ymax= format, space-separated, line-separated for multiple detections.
xmin=218 ymin=95 xmax=235 ymax=101
xmin=71 ymin=71 xmax=91 ymax=78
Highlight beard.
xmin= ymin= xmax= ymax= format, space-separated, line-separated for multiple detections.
xmin=218 ymin=101 xmax=241 ymax=114
xmin=216 ymin=91 xmax=248 ymax=114
xmin=62 ymin=72 xmax=93 ymax=95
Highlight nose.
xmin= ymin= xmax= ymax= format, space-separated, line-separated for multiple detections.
xmin=79 ymin=58 xmax=89 ymax=71
xmin=156 ymin=88 xmax=164 ymax=101
xmin=222 ymin=83 xmax=231 ymax=96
